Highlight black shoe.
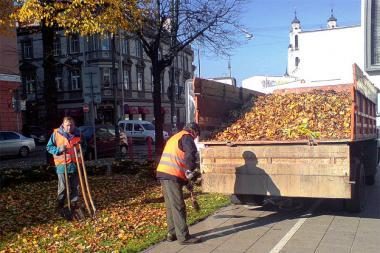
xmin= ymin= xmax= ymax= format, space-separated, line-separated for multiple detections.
xmin=166 ymin=233 xmax=177 ymax=242
xmin=179 ymin=236 xmax=201 ymax=245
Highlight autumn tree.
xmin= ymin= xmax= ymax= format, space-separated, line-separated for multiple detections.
xmin=131 ymin=0 xmax=247 ymax=151
xmin=1 ymin=0 xmax=142 ymax=131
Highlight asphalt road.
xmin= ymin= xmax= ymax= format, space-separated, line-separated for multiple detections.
xmin=0 ymin=142 xmax=154 ymax=170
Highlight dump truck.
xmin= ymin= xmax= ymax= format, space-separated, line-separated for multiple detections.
xmin=185 ymin=64 xmax=378 ymax=212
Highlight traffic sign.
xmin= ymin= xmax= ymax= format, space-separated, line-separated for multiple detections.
xmin=83 ymin=103 xmax=90 ymax=113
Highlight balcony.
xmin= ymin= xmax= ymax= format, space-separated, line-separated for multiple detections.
xmin=87 ymin=50 xmax=112 ymax=61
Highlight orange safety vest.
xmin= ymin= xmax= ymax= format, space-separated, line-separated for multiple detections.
xmin=157 ymin=130 xmax=190 ymax=181
xmin=52 ymin=128 xmax=82 ymax=166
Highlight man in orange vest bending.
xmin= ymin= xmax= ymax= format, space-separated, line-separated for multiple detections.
xmin=46 ymin=116 xmax=83 ymax=214
xmin=156 ymin=122 xmax=202 ymax=245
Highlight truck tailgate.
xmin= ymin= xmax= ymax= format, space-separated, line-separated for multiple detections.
xmin=200 ymin=143 xmax=352 ymax=199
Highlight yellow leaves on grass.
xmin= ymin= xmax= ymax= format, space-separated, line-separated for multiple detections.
xmin=212 ymin=90 xmax=352 ymax=141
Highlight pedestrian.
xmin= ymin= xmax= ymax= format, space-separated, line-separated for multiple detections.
xmin=46 ymin=116 xmax=84 ymax=215
xmin=156 ymin=122 xmax=202 ymax=245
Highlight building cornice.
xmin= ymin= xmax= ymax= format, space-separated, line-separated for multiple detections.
xmin=299 ymin=25 xmax=360 ymax=34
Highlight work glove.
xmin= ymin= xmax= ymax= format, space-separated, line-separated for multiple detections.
xmin=185 ymin=170 xmax=194 ymax=180
xmin=58 ymin=145 xmax=67 ymax=153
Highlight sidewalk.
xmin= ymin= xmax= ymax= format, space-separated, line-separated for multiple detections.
xmin=143 ymin=204 xmax=300 ymax=253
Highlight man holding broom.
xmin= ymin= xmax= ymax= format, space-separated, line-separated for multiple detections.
xmin=46 ymin=116 xmax=84 ymax=217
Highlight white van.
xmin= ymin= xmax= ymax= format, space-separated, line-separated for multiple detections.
xmin=118 ymin=120 xmax=169 ymax=143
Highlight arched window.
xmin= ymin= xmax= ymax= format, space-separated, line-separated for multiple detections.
xmin=295 ymin=57 xmax=300 ymax=67
xmin=295 ymin=35 xmax=299 ymax=50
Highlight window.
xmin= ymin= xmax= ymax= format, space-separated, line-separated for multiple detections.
xmin=134 ymin=124 xmax=143 ymax=131
xmin=295 ymin=35 xmax=299 ymax=50
xmin=24 ymin=72 xmax=35 ymax=94
xmin=135 ymin=39 xmax=142 ymax=58
xmin=161 ymin=73 xmax=165 ymax=94
xmin=126 ymin=123 xmax=133 ymax=131
xmin=183 ymin=56 xmax=189 ymax=71
xmin=1 ymin=132 xmax=20 ymax=140
xmin=123 ymin=69 xmax=130 ymax=90
xmin=53 ymin=37 xmax=61 ymax=56
xmin=371 ymin=0 xmax=380 ymax=65
xmin=158 ymin=48 xmax=162 ymax=60
xmin=102 ymin=68 xmax=111 ymax=87
xmin=295 ymin=57 xmax=300 ymax=67
xmin=22 ymin=40 xmax=33 ymax=59
xmin=70 ymin=69 xmax=81 ymax=90
xmin=101 ymin=36 xmax=110 ymax=57
xmin=88 ymin=35 xmax=99 ymax=51
xmin=55 ymin=68 xmax=63 ymax=91
xmin=122 ymin=38 xmax=129 ymax=55
xmin=137 ymin=70 xmax=143 ymax=91
xmin=151 ymin=69 xmax=154 ymax=92
xmin=69 ymin=35 xmax=80 ymax=53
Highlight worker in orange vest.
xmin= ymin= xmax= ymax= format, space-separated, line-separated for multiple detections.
xmin=46 ymin=116 xmax=84 ymax=216
xmin=156 ymin=122 xmax=202 ymax=245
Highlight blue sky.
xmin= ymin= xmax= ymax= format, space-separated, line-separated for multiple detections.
xmin=195 ymin=0 xmax=361 ymax=85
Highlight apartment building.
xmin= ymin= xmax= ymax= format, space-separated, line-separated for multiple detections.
xmin=17 ymin=27 xmax=194 ymax=131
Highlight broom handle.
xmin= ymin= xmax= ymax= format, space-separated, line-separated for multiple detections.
xmin=78 ymin=144 xmax=96 ymax=216
xmin=63 ymin=150 xmax=71 ymax=211
xmin=74 ymin=145 xmax=92 ymax=217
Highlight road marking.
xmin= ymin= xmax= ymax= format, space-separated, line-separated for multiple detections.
xmin=269 ymin=200 xmax=322 ymax=253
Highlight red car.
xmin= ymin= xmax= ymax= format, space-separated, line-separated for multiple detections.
xmin=79 ymin=125 xmax=128 ymax=160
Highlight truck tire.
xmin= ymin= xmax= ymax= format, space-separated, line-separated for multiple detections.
xmin=230 ymin=194 xmax=265 ymax=205
xmin=365 ymin=175 xmax=375 ymax=186
xmin=345 ymin=165 xmax=366 ymax=212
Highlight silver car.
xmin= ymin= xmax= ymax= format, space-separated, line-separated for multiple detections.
xmin=0 ymin=131 xmax=36 ymax=157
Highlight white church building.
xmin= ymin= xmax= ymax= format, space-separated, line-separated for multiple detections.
xmin=242 ymin=9 xmax=366 ymax=93
xmin=287 ymin=10 xmax=362 ymax=84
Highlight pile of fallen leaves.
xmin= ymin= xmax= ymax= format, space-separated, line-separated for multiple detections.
xmin=212 ymin=90 xmax=352 ymax=141
xmin=0 ymin=174 xmax=229 ymax=252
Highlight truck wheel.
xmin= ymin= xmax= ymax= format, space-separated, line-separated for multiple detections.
xmin=365 ymin=175 xmax=375 ymax=186
xmin=230 ymin=194 xmax=264 ymax=205
xmin=19 ymin=146 xmax=30 ymax=157
xmin=345 ymin=165 xmax=366 ymax=212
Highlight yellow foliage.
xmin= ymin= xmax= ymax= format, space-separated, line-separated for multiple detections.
xmin=3 ymin=0 xmax=144 ymax=35
xmin=0 ymin=0 xmax=17 ymax=33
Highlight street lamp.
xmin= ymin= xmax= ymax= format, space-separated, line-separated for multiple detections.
xmin=228 ymin=28 xmax=254 ymax=81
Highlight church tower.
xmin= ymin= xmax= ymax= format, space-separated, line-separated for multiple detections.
xmin=327 ymin=9 xmax=337 ymax=29
xmin=288 ymin=11 xmax=302 ymax=77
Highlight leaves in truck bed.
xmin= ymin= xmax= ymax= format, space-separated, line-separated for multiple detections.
xmin=211 ymin=90 xmax=352 ymax=141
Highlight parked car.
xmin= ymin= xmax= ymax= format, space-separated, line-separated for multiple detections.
xmin=118 ymin=120 xmax=169 ymax=143
xmin=0 ymin=131 xmax=36 ymax=157
xmin=78 ymin=125 xmax=128 ymax=160
xmin=22 ymin=125 xmax=48 ymax=144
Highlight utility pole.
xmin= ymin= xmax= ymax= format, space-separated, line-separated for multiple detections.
xmin=86 ymin=72 xmax=97 ymax=161
xmin=119 ymin=31 xmax=125 ymax=120
xmin=111 ymin=33 xmax=121 ymax=158
xmin=170 ymin=0 xmax=179 ymax=134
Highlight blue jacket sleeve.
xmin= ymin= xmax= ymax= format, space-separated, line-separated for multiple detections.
xmin=179 ymin=134 xmax=197 ymax=171
xmin=46 ymin=133 xmax=61 ymax=155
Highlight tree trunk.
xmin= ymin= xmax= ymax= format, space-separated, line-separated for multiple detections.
xmin=41 ymin=21 xmax=58 ymax=130
xmin=152 ymin=61 xmax=165 ymax=156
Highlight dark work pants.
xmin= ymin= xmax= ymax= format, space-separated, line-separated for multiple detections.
xmin=57 ymin=173 xmax=79 ymax=206
xmin=160 ymin=180 xmax=189 ymax=241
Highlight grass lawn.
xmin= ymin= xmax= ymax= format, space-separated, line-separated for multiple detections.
xmin=0 ymin=174 xmax=229 ymax=252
